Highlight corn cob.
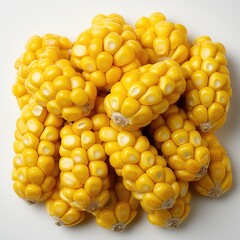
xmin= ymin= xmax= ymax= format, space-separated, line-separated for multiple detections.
xmin=181 ymin=36 xmax=232 ymax=132
xmin=24 ymin=59 xmax=97 ymax=122
xmin=70 ymin=13 xmax=149 ymax=91
xmin=150 ymin=105 xmax=210 ymax=182
xmin=12 ymin=34 xmax=72 ymax=109
xmin=192 ymin=132 xmax=232 ymax=198
xmin=57 ymin=113 xmax=111 ymax=212
xmin=147 ymin=190 xmax=191 ymax=229
xmin=104 ymin=59 xmax=186 ymax=131
xmin=99 ymin=126 xmax=185 ymax=211
xmin=12 ymin=99 xmax=64 ymax=203
xmin=46 ymin=181 xmax=86 ymax=226
xmin=93 ymin=176 xmax=139 ymax=232
xmin=135 ymin=12 xmax=190 ymax=64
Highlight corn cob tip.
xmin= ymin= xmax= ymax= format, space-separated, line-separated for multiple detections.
xmin=162 ymin=198 xmax=174 ymax=210
xmin=111 ymin=222 xmax=126 ymax=232
xmin=166 ymin=217 xmax=180 ymax=229
xmin=26 ymin=199 xmax=36 ymax=205
xmin=208 ymin=187 xmax=221 ymax=198
xmin=53 ymin=217 xmax=63 ymax=226
xmin=112 ymin=112 xmax=128 ymax=128
xmin=199 ymin=122 xmax=212 ymax=132
xmin=86 ymin=202 xmax=100 ymax=212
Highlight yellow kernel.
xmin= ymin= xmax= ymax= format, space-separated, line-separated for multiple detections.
xmin=153 ymin=37 xmax=169 ymax=56
xmin=139 ymin=151 xmax=156 ymax=170
xmin=154 ymin=125 xmax=171 ymax=142
xmin=191 ymin=70 xmax=208 ymax=89
xmin=46 ymin=100 xmax=62 ymax=116
xmin=189 ymin=130 xmax=202 ymax=148
xmin=26 ymin=118 xmax=44 ymax=137
xmin=44 ymin=65 xmax=62 ymax=82
xmin=146 ymin=165 xmax=165 ymax=183
xmin=28 ymin=166 xmax=44 ymax=185
xmin=104 ymin=32 xmax=122 ymax=55
xmin=61 ymin=172 xmax=82 ymax=188
xmin=91 ymin=113 xmax=110 ymax=131
xmin=59 ymin=157 xmax=74 ymax=171
xmin=106 ymin=66 xmax=122 ymax=85
xmin=89 ymin=71 xmax=107 ymax=88
xmin=62 ymin=106 xmax=85 ymax=122
xmin=177 ymin=143 xmax=194 ymax=160
xmin=199 ymin=87 xmax=215 ymax=108
xmin=117 ymin=131 xmax=136 ymax=148
xmin=139 ymin=86 xmax=163 ymax=105
xmin=84 ymin=176 xmax=103 ymax=197
xmin=25 ymin=184 xmax=42 ymax=201
xmin=134 ymin=136 xmax=150 ymax=153
xmin=72 ymin=164 xmax=89 ymax=184
xmin=122 ymin=164 xmax=144 ymax=181
xmin=127 ymin=81 xmax=147 ymax=99
xmin=71 ymin=148 xmax=88 ymax=165
xmin=89 ymin=161 xmax=108 ymax=178
xmin=109 ymin=151 xmax=124 ymax=170
xmin=62 ymin=134 xmax=81 ymax=150
xmin=161 ymin=139 xmax=177 ymax=156
xmin=171 ymin=129 xmax=188 ymax=146
xmin=153 ymin=182 xmax=174 ymax=202
xmin=214 ymin=90 xmax=229 ymax=106
xmin=121 ymin=147 xmax=141 ymax=164
xmin=37 ymin=156 xmax=54 ymax=175
xmin=96 ymin=51 xmax=113 ymax=72
xmin=185 ymin=159 xmax=201 ymax=174
xmin=104 ymin=142 xmax=122 ymax=156
xmin=38 ymin=140 xmax=55 ymax=156
xmin=80 ymin=56 xmax=97 ymax=73
xmin=87 ymin=144 xmax=106 ymax=161
xmin=114 ymin=45 xmax=135 ymax=67
xmin=208 ymin=102 xmax=225 ymax=123
xmin=192 ymin=105 xmax=208 ymax=123
xmin=136 ymin=173 xmax=155 ymax=192
xmin=22 ymin=132 xmax=39 ymax=149
xmin=159 ymin=76 xmax=175 ymax=96
xmin=81 ymin=131 xmax=96 ymax=150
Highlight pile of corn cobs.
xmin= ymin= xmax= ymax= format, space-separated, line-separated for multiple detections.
xmin=11 ymin=12 xmax=233 ymax=231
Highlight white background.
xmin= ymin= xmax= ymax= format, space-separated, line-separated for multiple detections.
xmin=0 ymin=0 xmax=240 ymax=239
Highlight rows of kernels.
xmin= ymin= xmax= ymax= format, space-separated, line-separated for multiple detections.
xmin=94 ymin=179 xmax=139 ymax=232
xmin=99 ymin=126 xmax=183 ymax=211
xmin=12 ymin=100 xmax=64 ymax=203
xmin=150 ymin=106 xmax=210 ymax=182
xmin=192 ymin=132 xmax=232 ymax=198
xmin=25 ymin=59 xmax=97 ymax=122
xmin=58 ymin=115 xmax=110 ymax=212
xmin=70 ymin=14 xmax=149 ymax=90
xmin=12 ymin=34 xmax=72 ymax=109
xmin=104 ymin=59 xmax=186 ymax=131
xmin=147 ymin=191 xmax=191 ymax=229
xmin=46 ymin=186 xmax=85 ymax=226
xmin=135 ymin=12 xmax=190 ymax=64
xmin=181 ymin=36 xmax=231 ymax=132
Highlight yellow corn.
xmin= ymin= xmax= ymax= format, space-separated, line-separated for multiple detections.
xmin=45 ymin=182 xmax=85 ymax=226
xmin=94 ymin=176 xmax=139 ymax=232
xmin=104 ymin=59 xmax=186 ymax=131
xmin=71 ymin=14 xmax=149 ymax=91
xmin=135 ymin=12 xmax=189 ymax=64
xmin=12 ymin=34 xmax=72 ymax=109
xmin=12 ymin=99 xmax=64 ymax=203
xmin=192 ymin=132 xmax=232 ymax=198
xmin=23 ymin=59 xmax=97 ymax=122
xmin=181 ymin=36 xmax=231 ymax=132
xmin=99 ymin=126 xmax=185 ymax=211
xmin=147 ymin=191 xmax=191 ymax=229
xmin=57 ymin=112 xmax=111 ymax=212
xmin=150 ymin=105 xmax=210 ymax=182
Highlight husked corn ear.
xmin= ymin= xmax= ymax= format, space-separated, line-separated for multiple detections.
xmin=12 ymin=99 xmax=64 ymax=203
xmin=150 ymin=105 xmax=210 ymax=182
xmin=46 ymin=183 xmax=85 ymax=226
xmin=135 ymin=12 xmax=190 ymax=64
xmin=181 ymin=36 xmax=231 ymax=132
xmin=104 ymin=59 xmax=186 ymax=131
xmin=94 ymin=177 xmax=139 ymax=232
xmin=71 ymin=13 xmax=149 ymax=91
xmin=12 ymin=34 xmax=72 ymax=109
xmin=24 ymin=59 xmax=97 ymax=122
xmin=58 ymin=114 xmax=111 ymax=212
xmin=192 ymin=132 xmax=232 ymax=198
xmin=99 ymin=126 xmax=183 ymax=211
xmin=147 ymin=191 xmax=191 ymax=229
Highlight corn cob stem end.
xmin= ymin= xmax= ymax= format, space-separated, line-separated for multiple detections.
xmin=162 ymin=198 xmax=174 ymax=210
xmin=167 ymin=217 xmax=180 ymax=229
xmin=111 ymin=222 xmax=126 ymax=232
xmin=112 ymin=112 xmax=128 ymax=128
xmin=208 ymin=186 xmax=221 ymax=198
xmin=199 ymin=122 xmax=212 ymax=132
